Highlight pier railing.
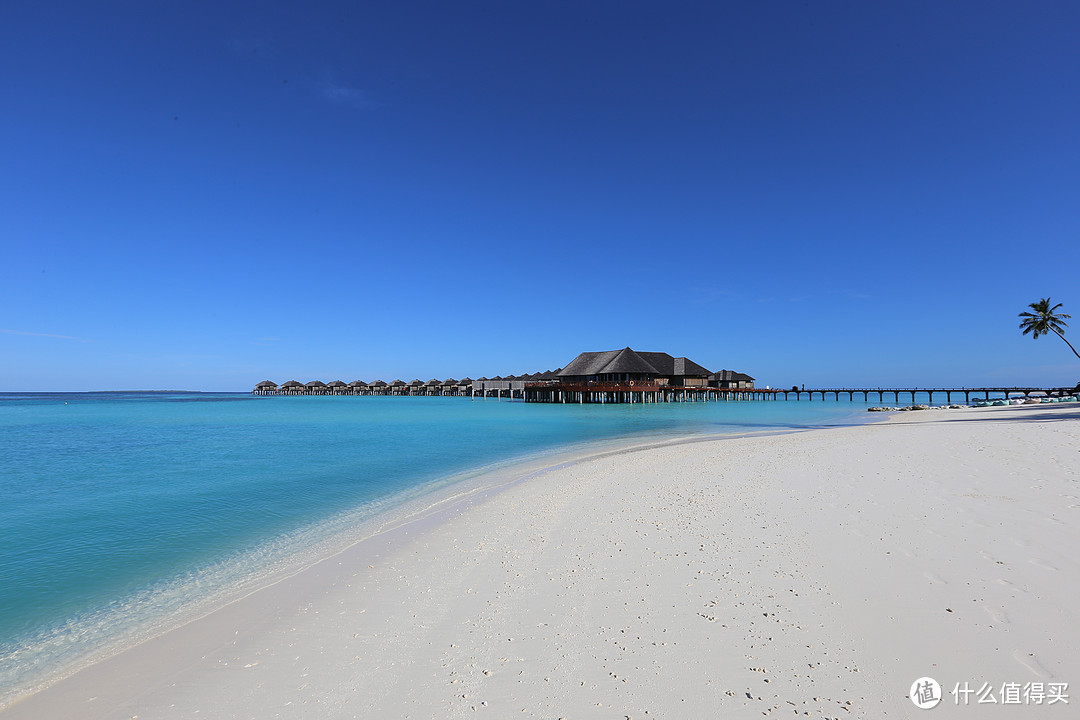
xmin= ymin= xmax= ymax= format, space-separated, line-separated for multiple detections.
xmin=527 ymin=381 xmax=663 ymax=392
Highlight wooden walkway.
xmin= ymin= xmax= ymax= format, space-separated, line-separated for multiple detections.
xmin=255 ymin=383 xmax=1075 ymax=405
xmin=523 ymin=382 xmax=775 ymax=403
xmin=523 ymin=384 xmax=1076 ymax=405
xmin=782 ymin=387 xmax=1073 ymax=404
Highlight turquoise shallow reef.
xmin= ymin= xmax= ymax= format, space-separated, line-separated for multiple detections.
xmin=0 ymin=391 xmax=875 ymax=701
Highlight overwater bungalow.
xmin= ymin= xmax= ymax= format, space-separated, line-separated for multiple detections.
xmin=348 ymin=380 xmax=368 ymax=395
xmin=369 ymin=380 xmax=388 ymax=395
xmin=424 ymin=378 xmax=441 ymax=395
xmin=524 ymin=348 xmax=758 ymax=403
xmin=280 ymin=380 xmax=304 ymax=395
xmin=408 ymin=379 xmax=424 ymax=395
xmin=327 ymin=380 xmax=348 ymax=395
xmin=709 ymin=370 xmax=756 ymax=389
xmin=389 ymin=380 xmax=407 ymax=396
xmin=304 ymin=380 xmax=328 ymax=395
xmin=556 ymin=348 xmax=711 ymax=387
xmin=254 ymin=380 xmax=278 ymax=395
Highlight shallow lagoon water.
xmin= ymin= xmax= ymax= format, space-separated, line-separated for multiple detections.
xmin=0 ymin=391 xmax=878 ymax=702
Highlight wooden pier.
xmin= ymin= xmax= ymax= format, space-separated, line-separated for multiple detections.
xmin=522 ymin=384 xmax=1077 ymax=405
xmin=256 ymin=381 xmax=1075 ymax=405
xmin=779 ymin=387 xmax=1075 ymax=404
xmin=523 ymin=382 xmax=778 ymax=404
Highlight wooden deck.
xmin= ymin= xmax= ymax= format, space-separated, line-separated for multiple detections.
xmin=523 ymin=382 xmax=773 ymax=403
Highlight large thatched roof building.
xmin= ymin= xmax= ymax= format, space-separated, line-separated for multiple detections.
xmin=558 ymin=347 xmax=715 ymax=387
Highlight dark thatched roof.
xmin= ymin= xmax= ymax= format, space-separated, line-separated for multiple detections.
xmin=305 ymin=380 xmax=327 ymax=388
xmin=709 ymin=370 xmax=756 ymax=382
xmin=672 ymin=357 xmax=711 ymax=377
xmin=256 ymin=380 xmax=278 ymax=388
xmin=559 ymin=348 xmax=711 ymax=378
xmin=348 ymin=380 xmax=368 ymax=387
xmin=559 ymin=348 xmax=654 ymax=377
xmin=281 ymin=380 xmax=304 ymax=388
xmin=327 ymin=380 xmax=347 ymax=387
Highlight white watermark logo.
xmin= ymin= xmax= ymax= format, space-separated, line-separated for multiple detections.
xmin=911 ymin=677 xmax=942 ymax=709
xmin=910 ymin=677 xmax=1070 ymax=708
xmin=952 ymin=681 xmax=1069 ymax=705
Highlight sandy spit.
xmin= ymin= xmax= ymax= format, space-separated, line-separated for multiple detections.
xmin=2 ymin=404 xmax=1077 ymax=719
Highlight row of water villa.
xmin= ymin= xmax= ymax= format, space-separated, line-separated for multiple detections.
xmin=252 ymin=348 xmax=760 ymax=403
xmin=253 ymin=372 xmax=560 ymax=398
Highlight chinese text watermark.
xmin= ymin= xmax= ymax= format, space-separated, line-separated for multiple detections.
xmin=910 ymin=677 xmax=1069 ymax=708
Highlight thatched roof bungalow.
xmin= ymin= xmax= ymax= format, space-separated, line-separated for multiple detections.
xmin=254 ymin=380 xmax=278 ymax=395
xmin=304 ymin=380 xmax=328 ymax=395
xmin=708 ymin=370 xmax=755 ymax=389
xmin=558 ymin=348 xmax=711 ymax=387
xmin=280 ymin=380 xmax=304 ymax=395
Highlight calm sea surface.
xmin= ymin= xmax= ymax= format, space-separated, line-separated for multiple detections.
xmin=0 ymin=391 xmax=879 ymax=702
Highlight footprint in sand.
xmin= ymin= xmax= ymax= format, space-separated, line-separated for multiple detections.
xmin=996 ymin=578 xmax=1027 ymax=593
xmin=923 ymin=571 xmax=948 ymax=585
xmin=896 ymin=547 xmax=916 ymax=559
xmin=982 ymin=605 xmax=1009 ymax=624
xmin=1013 ymin=650 xmax=1052 ymax=680
xmin=1028 ymin=558 xmax=1059 ymax=572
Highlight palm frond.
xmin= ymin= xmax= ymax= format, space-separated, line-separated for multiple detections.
xmin=1019 ymin=297 xmax=1080 ymax=359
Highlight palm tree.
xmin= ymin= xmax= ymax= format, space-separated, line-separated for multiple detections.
xmin=1019 ymin=298 xmax=1080 ymax=360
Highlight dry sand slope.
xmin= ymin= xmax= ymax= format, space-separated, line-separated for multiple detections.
xmin=4 ymin=404 xmax=1077 ymax=719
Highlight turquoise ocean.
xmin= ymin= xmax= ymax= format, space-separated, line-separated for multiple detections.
xmin=0 ymin=392 xmax=882 ymax=704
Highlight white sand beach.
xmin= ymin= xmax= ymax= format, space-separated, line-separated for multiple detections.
xmin=3 ymin=404 xmax=1077 ymax=719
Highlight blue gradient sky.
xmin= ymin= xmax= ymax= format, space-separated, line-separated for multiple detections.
xmin=3 ymin=1 xmax=1079 ymax=391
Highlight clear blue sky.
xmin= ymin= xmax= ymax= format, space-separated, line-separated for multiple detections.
xmin=3 ymin=1 xmax=1079 ymax=391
